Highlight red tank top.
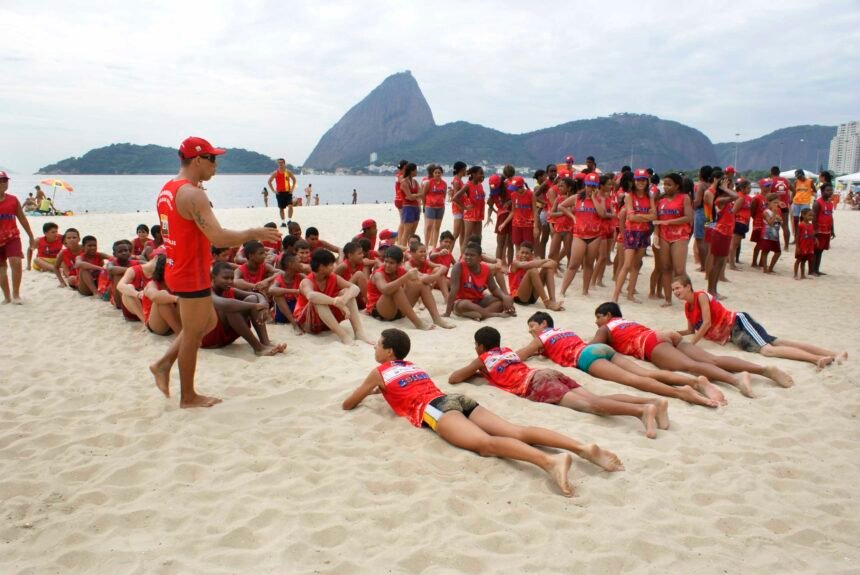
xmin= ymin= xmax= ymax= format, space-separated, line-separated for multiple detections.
xmin=574 ymin=196 xmax=602 ymax=238
xmin=411 ymin=259 xmax=432 ymax=274
xmin=156 ymin=178 xmax=212 ymax=293
xmin=606 ymin=318 xmax=655 ymax=359
xmin=274 ymin=170 xmax=289 ymax=193
xmin=464 ymin=182 xmax=486 ymax=221
xmin=479 ymin=347 xmax=531 ymax=396
xmin=507 ymin=265 xmax=526 ymax=298
xmin=456 ymin=262 xmax=490 ymax=302
xmin=0 ymin=194 xmax=21 ymax=245
xmin=815 ymin=198 xmax=833 ymax=234
xmin=132 ymin=237 xmax=154 ymax=256
xmin=59 ymin=247 xmax=82 ymax=276
xmin=37 ymin=236 xmax=64 ymax=258
xmin=600 ymin=195 xmax=614 ymax=235
xmin=750 ymin=195 xmax=766 ymax=231
xmin=450 ymin=176 xmax=463 ymax=215
xmin=684 ymin=291 xmax=736 ymax=344
xmin=141 ymin=278 xmax=165 ymax=324
xmin=239 ymin=262 xmax=266 ymax=284
xmin=797 ymin=221 xmax=816 ymax=255
xmin=425 ymin=178 xmax=447 ymax=208
xmin=538 ymin=327 xmax=587 ymax=368
xmin=713 ymin=196 xmax=736 ymax=236
xmin=772 ymin=176 xmax=790 ymax=205
xmin=365 ymin=265 xmax=406 ymax=312
xmin=294 ymin=272 xmax=339 ymax=317
xmin=511 ymin=189 xmax=535 ymax=227
xmin=401 ymin=178 xmax=419 ymax=207
xmin=377 ymin=360 xmax=444 ymax=428
xmin=626 ymin=194 xmax=652 ymax=232
xmin=338 ymin=258 xmax=362 ymax=282
xmin=736 ymin=193 xmax=752 ymax=225
xmin=394 ymin=172 xmax=404 ymax=203
xmin=657 ymin=194 xmax=691 ymax=242
xmin=274 ymin=272 xmax=302 ymax=301
xmin=430 ymin=249 xmax=454 ymax=272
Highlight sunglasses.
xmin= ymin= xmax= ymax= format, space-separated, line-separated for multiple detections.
xmin=199 ymin=154 xmax=217 ymax=163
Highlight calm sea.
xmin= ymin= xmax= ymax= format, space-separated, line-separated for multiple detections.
xmin=18 ymin=174 xmax=400 ymax=214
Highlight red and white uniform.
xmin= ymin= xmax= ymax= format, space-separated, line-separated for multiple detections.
xmin=538 ymin=327 xmax=587 ymax=368
xmin=815 ymin=197 xmax=833 ymax=236
xmin=132 ymin=237 xmax=154 ymax=257
xmin=238 ymin=262 xmax=266 ymax=284
xmin=455 ymin=262 xmax=490 ymax=302
xmin=463 ymin=182 xmax=486 ymax=222
xmin=365 ymin=265 xmax=406 ymax=313
xmin=479 ymin=347 xmax=531 ymax=396
xmin=657 ymin=194 xmax=691 ymax=242
xmin=156 ymin=179 xmax=212 ymax=293
xmin=606 ymin=318 xmax=656 ymax=360
xmin=684 ymin=291 xmax=736 ymax=345
xmin=37 ymin=236 xmax=63 ymax=259
xmin=450 ymin=176 xmax=463 ymax=216
xmin=378 ymin=360 xmax=444 ymax=428
xmin=796 ymin=221 xmax=815 ymax=257
xmin=0 ymin=194 xmax=21 ymax=247
xmin=771 ymin=176 xmax=791 ymax=207
xmin=424 ymin=178 xmax=447 ymax=209
xmin=735 ymin=193 xmax=752 ymax=226
xmin=626 ymin=194 xmax=652 ymax=232
xmin=511 ymin=189 xmax=535 ymax=228
xmin=573 ymin=196 xmax=602 ymax=239
xmin=294 ymin=272 xmax=345 ymax=333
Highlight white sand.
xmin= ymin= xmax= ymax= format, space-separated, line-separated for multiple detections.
xmin=1 ymin=203 xmax=859 ymax=574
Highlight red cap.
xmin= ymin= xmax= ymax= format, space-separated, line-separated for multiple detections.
xmin=379 ymin=229 xmax=398 ymax=240
xmin=488 ymin=174 xmax=502 ymax=188
xmin=361 ymin=218 xmax=376 ymax=230
xmin=584 ymin=173 xmax=600 ymax=187
xmin=725 ymin=165 xmax=736 ymax=174
xmin=633 ymin=168 xmax=650 ymax=179
xmin=565 ymin=155 xmax=574 ymax=163
xmin=0 ymin=171 xmax=9 ymax=180
xmin=506 ymin=176 xmax=525 ymax=191
xmin=179 ymin=136 xmax=226 ymax=159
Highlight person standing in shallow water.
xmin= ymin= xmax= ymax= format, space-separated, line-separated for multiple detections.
xmin=151 ymin=137 xmax=282 ymax=408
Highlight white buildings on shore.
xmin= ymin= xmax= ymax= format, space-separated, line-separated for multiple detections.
xmin=828 ymin=121 xmax=860 ymax=175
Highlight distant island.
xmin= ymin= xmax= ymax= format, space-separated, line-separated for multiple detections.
xmin=37 ymin=143 xmax=287 ymax=175
xmin=304 ymin=71 xmax=835 ymax=172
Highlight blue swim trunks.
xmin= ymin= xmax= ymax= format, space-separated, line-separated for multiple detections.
xmin=576 ymin=343 xmax=616 ymax=372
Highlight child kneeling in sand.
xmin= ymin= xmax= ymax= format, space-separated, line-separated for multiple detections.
xmin=342 ymin=328 xmax=624 ymax=497
xmin=450 ymin=327 xmax=668 ymax=438
xmin=295 ymin=248 xmax=372 ymax=345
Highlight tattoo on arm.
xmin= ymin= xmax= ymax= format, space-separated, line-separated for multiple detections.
xmin=193 ymin=210 xmax=206 ymax=229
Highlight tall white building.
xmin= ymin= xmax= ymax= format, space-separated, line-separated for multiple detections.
xmin=828 ymin=121 xmax=860 ymax=174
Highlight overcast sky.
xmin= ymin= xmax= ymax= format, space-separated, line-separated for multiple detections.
xmin=1 ymin=0 xmax=858 ymax=173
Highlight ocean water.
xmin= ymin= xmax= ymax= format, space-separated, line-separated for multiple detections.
xmin=16 ymin=174 xmax=400 ymax=214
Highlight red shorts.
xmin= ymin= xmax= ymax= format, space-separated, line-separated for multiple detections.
xmin=795 ymin=252 xmax=814 ymax=262
xmin=296 ymin=303 xmax=346 ymax=334
xmin=464 ymin=206 xmax=484 ymax=223
xmin=709 ymin=230 xmax=731 ymax=258
xmin=0 ymin=237 xmax=23 ymax=264
xmin=201 ymin=319 xmax=239 ymax=348
xmin=704 ymin=226 xmax=713 ymax=244
xmin=643 ymin=332 xmax=660 ymax=361
xmin=816 ymin=233 xmax=830 ymax=251
xmin=750 ymin=228 xmax=762 ymax=243
xmin=758 ymin=239 xmax=781 ymax=253
xmin=512 ymin=225 xmax=534 ymax=246
xmin=524 ymin=369 xmax=580 ymax=403
xmin=120 ymin=298 xmax=140 ymax=322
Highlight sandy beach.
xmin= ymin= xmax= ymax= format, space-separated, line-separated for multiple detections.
xmin=1 ymin=203 xmax=859 ymax=574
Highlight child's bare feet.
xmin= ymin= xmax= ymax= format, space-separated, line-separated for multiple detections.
xmin=640 ymin=404 xmax=658 ymax=438
xmin=256 ymin=343 xmax=287 ymax=356
xmin=180 ymin=393 xmax=222 ymax=408
xmin=546 ymin=453 xmax=574 ymax=497
xmin=836 ymin=352 xmax=848 ymax=365
xmin=583 ymin=444 xmax=624 ymax=471
xmin=653 ymin=398 xmax=670 ymax=430
xmin=762 ymin=366 xmax=794 ymax=388
xmin=434 ymin=318 xmax=455 ymax=329
xmin=678 ymin=383 xmax=719 ymax=407
xmin=660 ymin=300 xmax=672 ymax=308
xmin=694 ymin=376 xmax=727 ymax=405
xmin=816 ymin=356 xmax=834 ymax=370
xmin=150 ymin=362 xmax=171 ymax=398
xmin=736 ymin=372 xmax=754 ymax=398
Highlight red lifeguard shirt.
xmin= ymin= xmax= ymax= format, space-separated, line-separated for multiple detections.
xmin=365 ymin=265 xmax=406 ymax=313
xmin=735 ymin=193 xmax=752 ymax=226
xmin=797 ymin=221 xmax=816 ymax=255
xmin=510 ymin=189 xmax=535 ymax=227
xmin=294 ymin=272 xmax=338 ymax=318
xmin=606 ymin=318 xmax=655 ymax=360
xmin=377 ymin=360 xmax=444 ymax=428
xmin=479 ymin=347 xmax=531 ymax=396
xmin=450 ymin=176 xmax=463 ymax=215
xmin=425 ymin=178 xmax=447 ymax=209
xmin=455 ymin=262 xmax=490 ymax=302
xmin=238 ymin=262 xmax=267 ymax=284
xmin=507 ymin=264 xmax=525 ymax=298
xmin=684 ymin=291 xmax=736 ymax=345
xmin=0 ymin=194 xmax=21 ymax=246
xmin=626 ymin=194 xmax=652 ymax=232
xmin=657 ymin=194 xmax=691 ymax=242
xmin=815 ymin=197 xmax=833 ymax=235
xmin=573 ymin=196 xmax=602 ymax=238
xmin=771 ymin=176 xmax=791 ymax=206
xmin=463 ymin=182 xmax=486 ymax=222
xmin=273 ymin=272 xmax=302 ymax=302
xmin=37 ymin=236 xmax=63 ymax=258
xmin=58 ymin=247 xmax=82 ymax=276
xmin=131 ymin=237 xmax=154 ymax=256
xmin=713 ymin=197 xmax=736 ymax=237
xmin=156 ymin=178 xmax=212 ymax=293
xmin=538 ymin=327 xmax=587 ymax=368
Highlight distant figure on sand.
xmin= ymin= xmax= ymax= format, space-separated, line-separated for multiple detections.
xmin=352 ymin=189 xmax=357 ymax=205
xmin=151 ymin=137 xmax=282 ymax=408
xmin=261 ymin=187 xmax=269 ymax=208
xmin=268 ymin=158 xmax=296 ymax=227
xmin=314 ymin=193 xmax=320 ymax=206
xmin=305 ymin=184 xmax=312 ymax=207
xmin=343 ymin=328 xmax=624 ymax=497
xmin=0 ymin=171 xmax=36 ymax=304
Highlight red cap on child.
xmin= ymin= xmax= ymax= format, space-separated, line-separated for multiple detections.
xmin=633 ymin=168 xmax=650 ymax=179
xmin=379 ymin=229 xmax=398 ymax=240
xmin=361 ymin=218 xmax=376 ymax=230
xmin=506 ymin=176 xmax=525 ymax=191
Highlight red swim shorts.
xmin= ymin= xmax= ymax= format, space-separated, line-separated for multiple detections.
xmin=709 ymin=230 xmax=732 ymax=258
xmin=0 ymin=237 xmax=23 ymax=264
xmin=201 ymin=319 xmax=239 ymax=348
xmin=525 ymin=369 xmax=581 ymax=404
xmin=296 ymin=303 xmax=346 ymax=334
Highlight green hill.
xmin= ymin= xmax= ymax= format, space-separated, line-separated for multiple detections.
xmin=37 ymin=143 xmax=280 ymax=175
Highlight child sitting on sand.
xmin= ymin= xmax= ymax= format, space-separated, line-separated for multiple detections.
xmin=270 ymin=252 xmax=305 ymax=335
xmin=27 ymin=222 xmax=62 ymax=272
xmin=54 ymin=228 xmax=82 ymax=289
xmin=449 ymin=326 xmax=669 ymax=438
xmin=508 ymin=241 xmax=563 ymax=310
xmin=342 ymin=328 xmax=624 ymax=497
xmin=74 ymin=235 xmax=110 ymax=297
xmin=444 ymin=242 xmax=515 ymax=321
xmin=334 ymin=241 xmax=369 ymax=308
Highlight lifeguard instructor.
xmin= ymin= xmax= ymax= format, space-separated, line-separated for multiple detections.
xmin=152 ymin=136 xmax=281 ymax=408
xmin=268 ymin=158 xmax=297 ymax=227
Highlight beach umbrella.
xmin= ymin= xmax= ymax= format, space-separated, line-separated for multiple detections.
xmin=39 ymin=178 xmax=74 ymax=201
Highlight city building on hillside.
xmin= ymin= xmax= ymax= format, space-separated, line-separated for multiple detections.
xmin=828 ymin=121 xmax=860 ymax=175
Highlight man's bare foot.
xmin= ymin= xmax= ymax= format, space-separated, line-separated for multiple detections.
xmin=762 ymin=366 xmax=794 ymax=388
xmin=546 ymin=453 xmax=574 ymax=497
xmin=582 ymin=444 xmax=624 ymax=472
xmin=434 ymin=318 xmax=455 ymax=329
xmin=179 ymin=393 xmax=222 ymax=408
xmin=640 ymin=404 xmax=658 ymax=438
xmin=626 ymin=294 xmax=642 ymax=304
xmin=736 ymin=372 xmax=754 ymax=398
xmin=694 ymin=376 xmax=726 ymax=405
xmin=816 ymin=356 xmax=834 ymax=370
xmin=653 ymin=399 xmax=670 ymax=430
xmin=660 ymin=301 xmax=672 ymax=308
xmin=256 ymin=343 xmax=287 ymax=356
xmin=836 ymin=352 xmax=848 ymax=365
xmin=149 ymin=362 xmax=171 ymax=398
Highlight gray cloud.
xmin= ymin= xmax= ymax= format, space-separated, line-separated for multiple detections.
xmin=0 ymin=0 xmax=858 ymax=173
